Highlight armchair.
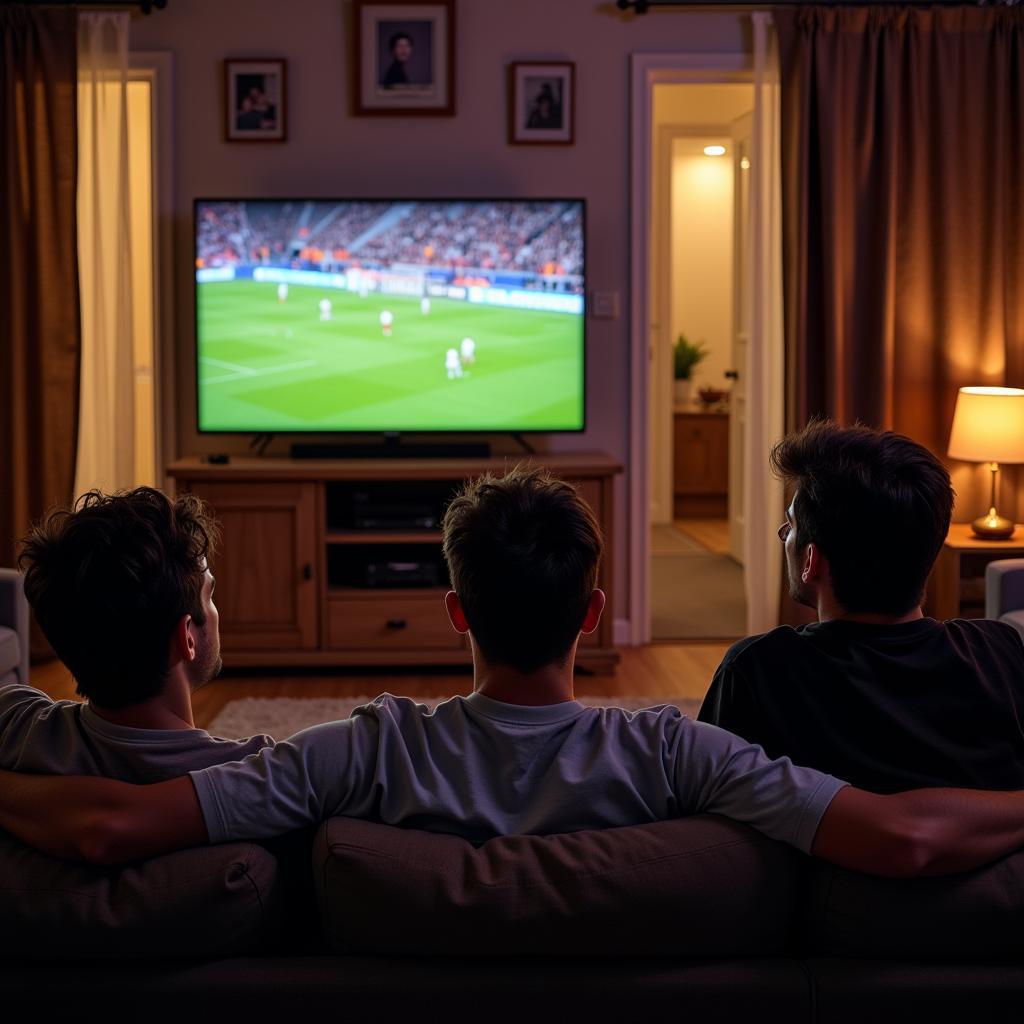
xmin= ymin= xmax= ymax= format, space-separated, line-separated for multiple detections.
xmin=0 ymin=569 xmax=29 ymax=687
xmin=985 ymin=559 xmax=1024 ymax=642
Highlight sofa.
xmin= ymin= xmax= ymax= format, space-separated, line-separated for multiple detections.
xmin=2 ymin=813 xmax=1023 ymax=1022
xmin=0 ymin=569 xmax=29 ymax=689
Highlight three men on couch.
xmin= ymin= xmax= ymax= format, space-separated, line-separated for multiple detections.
xmin=2 ymin=463 xmax=1024 ymax=880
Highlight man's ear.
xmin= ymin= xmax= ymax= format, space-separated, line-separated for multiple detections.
xmin=802 ymin=543 xmax=825 ymax=584
xmin=171 ymin=614 xmax=198 ymax=665
xmin=580 ymin=589 xmax=606 ymax=635
xmin=444 ymin=591 xmax=470 ymax=634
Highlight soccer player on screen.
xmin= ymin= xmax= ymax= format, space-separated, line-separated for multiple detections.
xmin=421 ymin=297 xmax=431 ymax=316
xmin=277 ymin=283 xmax=288 ymax=303
xmin=445 ymin=348 xmax=463 ymax=380
xmin=460 ymin=337 xmax=476 ymax=366
xmin=380 ymin=310 xmax=394 ymax=337
xmin=319 ymin=298 xmax=332 ymax=321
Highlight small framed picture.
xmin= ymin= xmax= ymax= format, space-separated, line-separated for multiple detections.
xmin=508 ymin=62 xmax=575 ymax=146
xmin=224 ymin=59 xmax=287 ymax=142
xmin=353 ymin=0 xmax=455 ymax=116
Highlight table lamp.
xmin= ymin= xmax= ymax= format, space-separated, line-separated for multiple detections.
xmin=947 ymin=386 xmax=1024 ymax=539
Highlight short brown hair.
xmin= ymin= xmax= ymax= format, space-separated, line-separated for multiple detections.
xmin=770 ymin=419 xmax=953 ymax=616
xmin=18 ymin=488 xmax=220 ymax=708
xmin=442 ymin=467 xmax=603 ymax=673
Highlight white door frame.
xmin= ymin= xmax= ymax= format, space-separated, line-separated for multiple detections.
xmin=629 ymin=53 xmax=753 ymax=645
xmin=128 ymin=51 xmax=176 ymax=487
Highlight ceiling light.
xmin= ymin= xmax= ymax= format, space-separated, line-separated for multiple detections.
xmin=703 ymin=145 xmax=726 ymax=157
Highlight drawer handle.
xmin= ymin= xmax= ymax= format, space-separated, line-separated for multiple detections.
xmin=302 ymin=562 xmax=313 ymax=581
xmin=386 ymin=618 xmax=408 ymax=630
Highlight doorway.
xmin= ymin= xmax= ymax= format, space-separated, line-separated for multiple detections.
xmin=630 ymin=44 xmax=785 ymax=648
xmin=648 ymin=83 xmax=753 ymax=641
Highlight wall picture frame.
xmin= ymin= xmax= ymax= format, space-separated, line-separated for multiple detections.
xmin=353 ymin=0 xmax=455 ymax=116
xmin=224 ymin=58 xmax=287 ymax=142
xmin=508 ymin=62 xmax=575 ymax=146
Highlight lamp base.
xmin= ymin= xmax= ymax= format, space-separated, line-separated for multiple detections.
xmin=970 ymin=509 xmax=1016 ymax=540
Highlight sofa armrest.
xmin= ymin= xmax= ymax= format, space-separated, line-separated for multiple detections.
xmin=985 ymin=559 xmax=1024 ymax=620
xmin=0 ymin=570 xmax=29 ymax=687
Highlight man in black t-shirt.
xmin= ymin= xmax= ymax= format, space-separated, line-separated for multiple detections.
xmin=699 ymin=420 xmax=1024 ymax=794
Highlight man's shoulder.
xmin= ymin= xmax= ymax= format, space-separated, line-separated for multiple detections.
xmin=0 ymin=682 xmax=57 ymax=714
xmin=720 ymin=625 xmax=808 ymax=673
xmin=943 ymin=616 xmax=1024 ymax=657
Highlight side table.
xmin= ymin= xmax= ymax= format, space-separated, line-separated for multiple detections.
xmin=925 ymin=523 xmax=1024 ymax=620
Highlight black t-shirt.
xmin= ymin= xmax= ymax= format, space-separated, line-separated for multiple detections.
xmin=698 ymin=617 xmax=1024 ymax=793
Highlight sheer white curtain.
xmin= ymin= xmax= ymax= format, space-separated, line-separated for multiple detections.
xmin=74 ymin=11 xmax=136 ymax=497
xmin=743 ymin=12 xmax=786 ymax=633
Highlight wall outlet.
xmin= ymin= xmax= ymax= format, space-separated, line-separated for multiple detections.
xmin=590 ymin=290 xmax=620 ymax=320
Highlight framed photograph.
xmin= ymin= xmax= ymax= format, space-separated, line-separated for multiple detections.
xmin=508 ymin=62 xmax=575 ymax=146
xmin=224 ymin=59 xmax=287 ymax=142
xmin=353 ymin=1 xmax=455 ymax=116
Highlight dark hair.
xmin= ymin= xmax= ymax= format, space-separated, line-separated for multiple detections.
xmin=389 ymin=31 xmax=413 ymax=51
xmin=770 ymin=419 xmax=953 ymax=616
xmin=442 ymin=467 xmax=603 ymax=673
xmin=18 ymin=488 xmax=220 ymax=708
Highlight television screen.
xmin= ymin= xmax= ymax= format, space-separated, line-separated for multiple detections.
xmin=194 ymin=199 xmax=585 ymax=433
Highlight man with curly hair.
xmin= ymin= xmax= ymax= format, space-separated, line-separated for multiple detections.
xmin=1 ymin=488 xmax=273 ymax=782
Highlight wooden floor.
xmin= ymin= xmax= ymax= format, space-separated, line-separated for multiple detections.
xmin=674 ymin=517 xmax=731 ymax=556
xmin=28 ymin=643 xmax=726 ymax=731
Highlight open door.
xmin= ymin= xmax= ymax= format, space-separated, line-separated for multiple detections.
xmin=728 ymin=111 xmax=753 ymax=564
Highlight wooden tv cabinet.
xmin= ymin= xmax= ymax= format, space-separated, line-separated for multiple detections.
xmin=168 ymin=455 xmax=622 ymax=674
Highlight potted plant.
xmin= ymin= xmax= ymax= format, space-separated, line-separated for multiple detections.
xmin=673 ymin=334 xmax=708 ymax=404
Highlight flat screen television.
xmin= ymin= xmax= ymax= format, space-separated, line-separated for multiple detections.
xmin=194 ymin=199 xmax=585 ymax=434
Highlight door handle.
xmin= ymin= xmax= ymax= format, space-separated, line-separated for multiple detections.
xmin=302 ymin=562 xmax=313 ymax=581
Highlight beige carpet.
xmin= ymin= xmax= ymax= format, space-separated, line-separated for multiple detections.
xmin=207 ymin=695 xmax=703 ymax=740
xmin=651 ymin=551 xmax=746 ymax=641
xmin=651 ymin=523 xmax=706 ymax=554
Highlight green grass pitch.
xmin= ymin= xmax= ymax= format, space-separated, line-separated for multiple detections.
xmin=196 ymin=280 xmax=585 ymax=432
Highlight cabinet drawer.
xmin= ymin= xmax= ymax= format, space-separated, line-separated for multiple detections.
xmin=328 ymin=593 xmax=463 ymax=650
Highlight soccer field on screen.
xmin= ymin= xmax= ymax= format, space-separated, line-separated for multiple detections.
xmin=197 ymin=281 xmax=584 ymax=432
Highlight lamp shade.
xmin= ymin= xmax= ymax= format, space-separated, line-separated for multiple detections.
xmin=948 ymin=387 xmax=1024 ymax=463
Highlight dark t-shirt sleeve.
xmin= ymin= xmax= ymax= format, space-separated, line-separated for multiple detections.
xmin=698 ymin=650 xmax=762 ymax=744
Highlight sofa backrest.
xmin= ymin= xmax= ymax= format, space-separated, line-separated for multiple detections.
xmin=314 ymin=814 xmax=804 ymax=956
xmin=803 ymin=851 xmax=1024 ymax=959
xmin=0 ymin=833 xmax=285 ymax=957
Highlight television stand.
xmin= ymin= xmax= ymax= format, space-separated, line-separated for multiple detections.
xmin=167 ymin=453 xmax=622 ymax=674
xmin=291 ymin=435 xmax=490 ymax=459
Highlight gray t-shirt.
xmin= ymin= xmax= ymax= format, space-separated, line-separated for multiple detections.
xmin=0 ymin=682 xmax=274 ymax=783
xmin=191 ymin=692 xmax=846 ymax=851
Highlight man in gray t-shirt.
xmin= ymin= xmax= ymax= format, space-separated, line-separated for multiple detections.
xmin=4 ymin=469 xmax=1024 ymax=879
xmin=1 ymin=488 xmax=272 ymax=783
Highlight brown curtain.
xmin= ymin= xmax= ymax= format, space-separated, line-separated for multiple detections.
xmin=777 ymin=5 xmax=1024 ymax=463
xmin=0 ymin=6 xmax=80 ymax=572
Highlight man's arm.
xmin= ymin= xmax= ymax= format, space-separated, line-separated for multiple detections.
xmin=0 ymin=770 xmax=206 ymax=864
xmin=812 ymin=785 xmax=1024 ymax=878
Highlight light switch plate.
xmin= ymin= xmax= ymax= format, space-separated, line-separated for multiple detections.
xmin=590 ymin=290 xmax=619 ymax=320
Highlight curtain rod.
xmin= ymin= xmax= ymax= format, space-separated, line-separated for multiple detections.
xmin=27 ymin=1 xmax=167 ymax=13
xmin=616 ymin=1 xmax=1012 ymax=10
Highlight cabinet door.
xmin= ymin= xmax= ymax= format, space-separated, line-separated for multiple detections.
xmin=186 ymin=481 xmax=319 ymax=650
xmin=674 ymin=416 xmax=729 ymax=495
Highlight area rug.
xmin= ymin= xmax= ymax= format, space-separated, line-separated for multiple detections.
xmin=207 ymin=695 xmax=703 ymax=740
xmin=650 ymin=551 xmax=746 ymax=641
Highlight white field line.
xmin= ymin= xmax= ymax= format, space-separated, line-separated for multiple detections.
xmin=201 ymin=359 xmax=319 ymax=385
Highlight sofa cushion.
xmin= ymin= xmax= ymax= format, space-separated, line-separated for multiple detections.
xmin=315 ymin=814 xmax=804 ymax=956
xmin=0 ymin=625 xmax=20 ymax=677
xmin=0 ymin=833 xmax=285 ymax=957
xmin=803 ymin=850 xmax=1024 ymax=958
